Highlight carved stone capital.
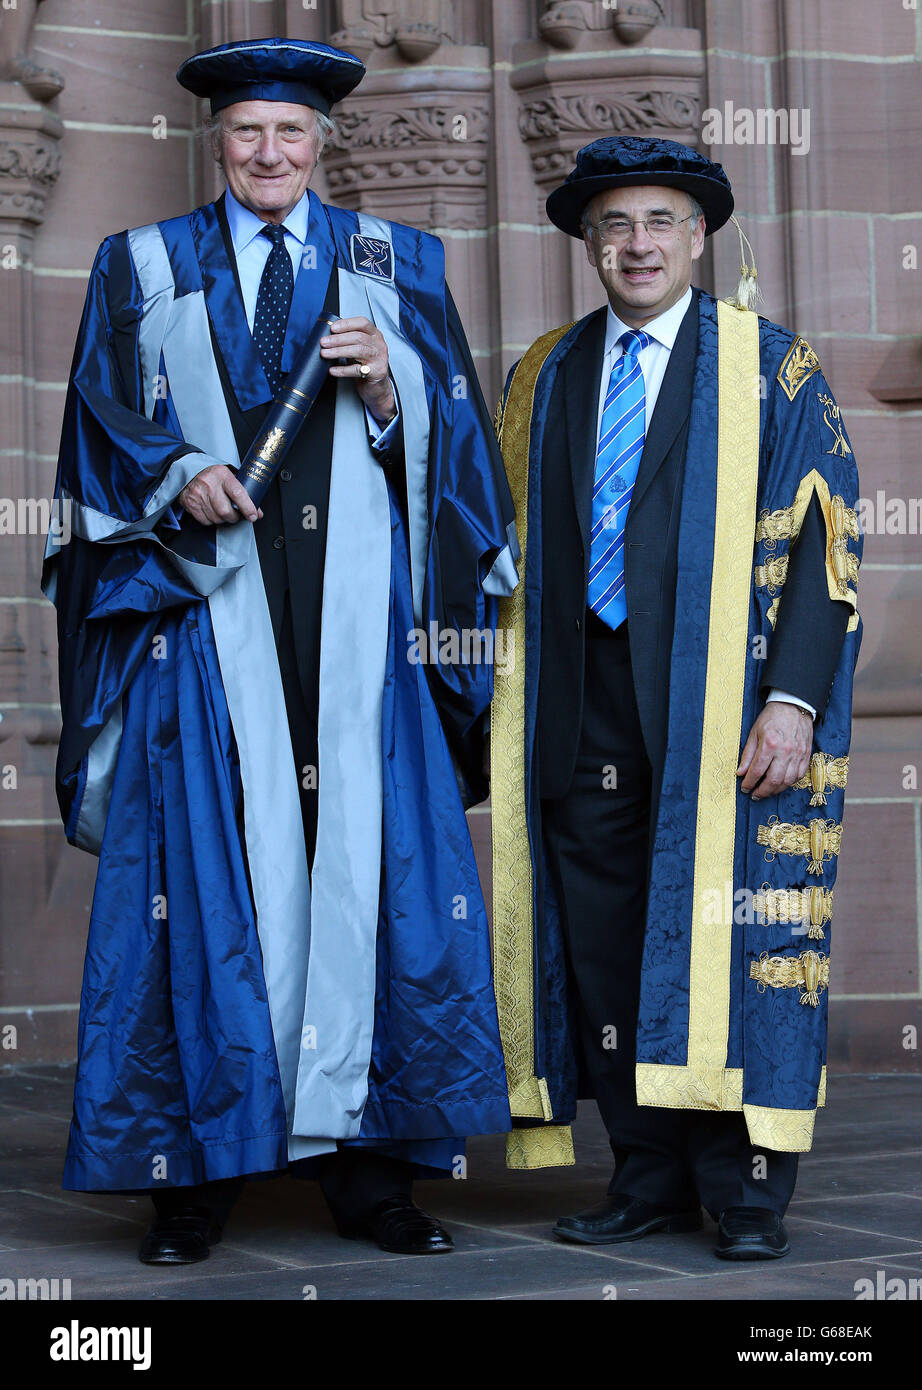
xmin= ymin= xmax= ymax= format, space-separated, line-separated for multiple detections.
xmin=0 ymin=92 xmax=63 ymax=229
xmin=512 ymin=46 xmax=703 ymax=193
xmin=323 ymin=68 xmax=490 ymax=230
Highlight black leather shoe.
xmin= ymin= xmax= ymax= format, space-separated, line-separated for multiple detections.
xmin=137 ymin=1207 xmax=223 ymax=1265
xmin=553 ymin=1194 xmax=702 ymax=1245
xmin=715 ymin=1206 xmax=790 ymax=1260
xmin=337 ymin=1195 xmax=454 ymax=1254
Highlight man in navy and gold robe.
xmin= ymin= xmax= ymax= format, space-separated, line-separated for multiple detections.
xmin=490 ymin=138 xmax=862 ymax=1260
xmin=43 ymin=38 xmax=516 ymax=1264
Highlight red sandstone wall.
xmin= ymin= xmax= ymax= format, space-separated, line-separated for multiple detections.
xmin=1 ymin=0 xmax=919 ymax=1074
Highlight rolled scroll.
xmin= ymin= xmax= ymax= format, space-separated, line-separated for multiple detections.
xmin=237 ymin=311 xmax=337 ymax=506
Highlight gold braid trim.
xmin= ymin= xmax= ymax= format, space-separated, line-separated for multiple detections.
xmin=636 ymin=303 xmax=762 ymax=1119
xmin=750 ymin=949 xmax=830 ymax=1008
xmin=752 ymin=884 xmax=835 ymax=940
xmin=505 ymin=1125 xmax=575 ymax=1170
xmin=635 ymin=1066 xmax=827 ymax=1150
xmin=491 ymin=322 xmax=574 ymax=1150
xmin=791 ymin=752 xmax=849 ymax=806
xmin=686 ymin=303 xmax=762 ymax=1093
xmin=743 ymin=1104 xmax=818 ymax=1153
xmin=757 ymin=815 xmax=843 ymax=875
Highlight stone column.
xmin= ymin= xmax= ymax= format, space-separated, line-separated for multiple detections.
xmin=0 ymin=1 xmax=75 ymax=1062
xmin=322 ymin=2 xmax=493 ymax=387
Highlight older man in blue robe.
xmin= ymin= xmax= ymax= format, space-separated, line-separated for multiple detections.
xmin=44 ymin=38 xmax=516 ymax=1264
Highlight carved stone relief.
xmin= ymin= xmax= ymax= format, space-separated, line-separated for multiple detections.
xmin=539 ymin=0 xmax=666 ymax=50
xmin=331 ymin=0 xmax=455 ymax=63
xmin=517 ymin=83 xmax=701 ymax=194
xmin=324 ymin=94 xmax=489 ymax=228
xmin=0 ymin=0 xmax=63 ymax=100
xmin=0 ymin=0 xmax=63 ymax=230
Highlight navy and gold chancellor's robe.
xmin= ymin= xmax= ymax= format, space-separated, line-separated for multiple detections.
xmin=44 ymin=191 xmax=517 ymax=1191
xmin=491 ymin=291 xmax=862 ymax=1167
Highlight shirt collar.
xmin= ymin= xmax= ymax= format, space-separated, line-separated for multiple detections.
xmin=604 ymin=285 xmax=694 ymax=357
xmin=223 ymin=185 xmax=311 ymax=254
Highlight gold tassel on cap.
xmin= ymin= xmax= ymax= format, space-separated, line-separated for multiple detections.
xmin=724 ymin=215 xmax=763 ymax=312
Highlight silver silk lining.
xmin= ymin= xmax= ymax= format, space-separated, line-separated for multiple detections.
xmin=355 ymin=212 xmax=431 ymax=624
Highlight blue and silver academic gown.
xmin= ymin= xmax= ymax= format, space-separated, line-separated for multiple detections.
xmin=42 ymin=193 xmax=518 ymax=1191
xmin=491 ymin=291 xmax=862 ymax=1168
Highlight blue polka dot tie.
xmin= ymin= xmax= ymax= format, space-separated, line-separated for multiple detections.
xmin=587 ymin=329 xmax=651 ymax=632
xmin=253 ymin=224 xmax=294 ymax=397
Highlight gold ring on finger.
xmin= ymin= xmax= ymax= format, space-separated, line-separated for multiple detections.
xmin=359 ymin=363 xmax=371 ymax=378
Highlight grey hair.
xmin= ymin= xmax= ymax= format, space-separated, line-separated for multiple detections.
xmin=580 ymin=190 xmax=705 ymax=234
xmin=202 ymin=107 xmax=337 ymax=165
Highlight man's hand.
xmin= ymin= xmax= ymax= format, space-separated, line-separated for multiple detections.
xmin=321 ymin=316 xmax=397 ymax=425
xmin=737 ymin=702 xmax=813 ymax=801
xmin=178 ymin=464 xmax=263 ymax=526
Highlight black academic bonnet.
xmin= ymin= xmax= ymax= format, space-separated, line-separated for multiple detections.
xmin=546 ymin=136 xmax=735 ymax=237
xmin=176 ymin=37 xmax=366 ymax=117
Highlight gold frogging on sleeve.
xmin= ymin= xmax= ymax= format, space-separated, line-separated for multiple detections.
xmin=792 ymin=752 xmax=849 ymax=806
xmin=754 ymin=554 xmax=788 ymax=595
xmin=755 ymin=551 xmax=857 ymax=598
xmin=757 ymin=816 xmax=843 ymax=875
xmin=750 ymin=950 xmax=830 ymax=1007
xmin=756 ymin=497 xmax=859 ymax=549
xmin=753 ymin=885 xmax=834 ymax=940
xmin=777 ymin=336 xmax=822 ymax=401
xmin=829 ymin=493 xmax=858 ymax=597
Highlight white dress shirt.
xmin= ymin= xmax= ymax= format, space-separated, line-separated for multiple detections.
xmin=223 ymin=186 xmax=398 ymax=446
xmin=596 ymin=287 xmax=814 ymax=719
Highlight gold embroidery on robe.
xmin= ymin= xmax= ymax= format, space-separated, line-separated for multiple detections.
xmin=757 ymin=816 xmax=843 ymax=875
xmin=792 ymin=753 xmax=849 ymax=806
xmin=754 ymin=554 xmax=788 ymax=595
xmin=750 ymin=950 xmax=830 ymax=1007
xmin=753 ymin=885 xmax=834 ymax=940
xmin=777 ymin=336 xmax=822 ymax=401
xmin=818 ymin=393 xmax=852 ymax=458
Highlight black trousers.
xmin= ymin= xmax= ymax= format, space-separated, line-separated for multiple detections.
xmin=150 ymin=1151 xmax=412 ymax=1227
xmin=542 ymin=609 xmax=798 ymax=1219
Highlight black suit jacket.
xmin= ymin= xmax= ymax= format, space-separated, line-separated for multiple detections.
xmin=537 ymin=290 xmax=848 ymax=803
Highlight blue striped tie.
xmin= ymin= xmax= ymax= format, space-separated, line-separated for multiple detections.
xmin=587 ymin=328 xmax=651 ymax=631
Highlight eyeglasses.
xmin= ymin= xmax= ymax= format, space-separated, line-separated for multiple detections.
xmin=586 ymin=212 xmax=699 ymax=243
